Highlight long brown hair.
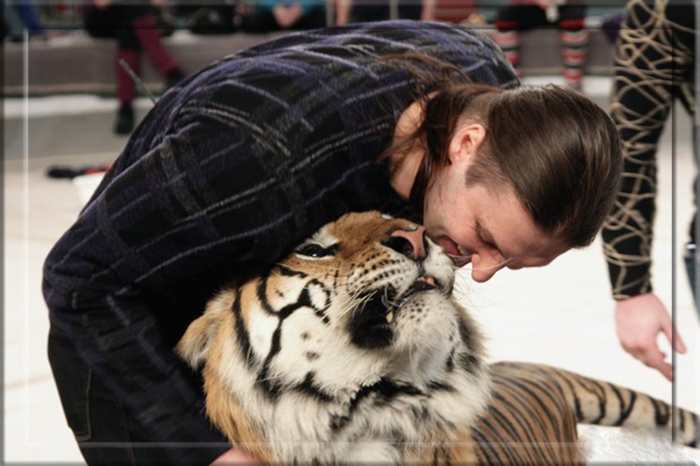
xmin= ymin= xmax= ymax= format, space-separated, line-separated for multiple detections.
xmin=379 ymin=55 xmax=621 ymax=248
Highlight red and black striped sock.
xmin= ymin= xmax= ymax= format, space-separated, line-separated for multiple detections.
xmin=559 ymin=18 xmax=589 ymax=90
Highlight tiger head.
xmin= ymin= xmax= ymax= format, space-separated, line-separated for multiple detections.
xmin=177 ymin=211 xmax=490 ymax=463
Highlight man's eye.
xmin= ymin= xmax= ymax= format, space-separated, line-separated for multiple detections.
xmin=480 ymin=237 xmax=495 ymax=249
xmin=296 ymin=243 xmax=337 ymax=258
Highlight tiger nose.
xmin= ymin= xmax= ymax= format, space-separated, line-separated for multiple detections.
xmin=388 ymin=226 xmax=427 ymax=261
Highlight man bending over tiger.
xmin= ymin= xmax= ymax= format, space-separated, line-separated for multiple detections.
xmin=178 ymin=212 xmax=699 ymax=465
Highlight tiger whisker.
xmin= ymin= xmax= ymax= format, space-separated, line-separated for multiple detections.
xmin=336 ymin=289 xmax=377 ymax=320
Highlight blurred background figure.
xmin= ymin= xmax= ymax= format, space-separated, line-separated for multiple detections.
xmin=2 ymin=0 xmax=47 ymax=41
xmin=238 ymin=0 xmax=326 ymax=33
xmin=492 ymin=0 xmax=589 ymax=90
xmin=335 ymin=0 xmax=435 ymax=25
xmin=423 ymin=0 xmax=486 ymax=25
xmin=84 ymin=0 xmax=185 ymax=135
xmin=171 ymin=0 xmax=237 ymax=35
xmin=602 ymin=0 xmax=696 ymax=381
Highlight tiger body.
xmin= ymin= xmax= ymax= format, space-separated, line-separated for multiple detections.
xmin=177 ymin=212 xmax=699 ymax=464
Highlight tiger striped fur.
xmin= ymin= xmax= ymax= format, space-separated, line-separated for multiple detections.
xmin=177 ymin=212 xmax=698 ymax=464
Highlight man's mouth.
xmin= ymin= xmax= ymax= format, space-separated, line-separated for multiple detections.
xmin=438 ymin=237 xmax=472 ymax=267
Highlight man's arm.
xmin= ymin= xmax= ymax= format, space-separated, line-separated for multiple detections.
xmin=601 ymin=0 xmax=687 ymax=380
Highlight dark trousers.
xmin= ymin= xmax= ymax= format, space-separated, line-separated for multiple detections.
xmin=84 ymin=6 xmax=179 ymax=103
xmin=351 ymin=1 xmax=422 ymax=22
xmin=685 ymin=136 xmax=699 ymax=318
xmin=240 ymin=6 xmax=327 ymax=33
xmin=84 ymin=5 xmax=152 ymax=50
xmin=48 ymin=324 xmax=176 ymax=465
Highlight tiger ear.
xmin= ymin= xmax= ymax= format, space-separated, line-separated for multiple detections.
xmin=176 ymin=312 xmax=219 ymax=369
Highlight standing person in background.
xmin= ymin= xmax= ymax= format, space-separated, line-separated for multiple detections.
xmin=335 ymin=0 xmax=435 ymax=26
xmin=492 ymin=0 xmax=589 ymax=91
xmin=2 ymin=0 xmax=47 ymax=41
xmin=602 ymin=0 xmax=695 ymax=382
xmin=84 ymin=0 xmax=186 ymax=135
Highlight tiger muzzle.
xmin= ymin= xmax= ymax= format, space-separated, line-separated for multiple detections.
xmin=348 ymin=275 xmax=439 ymax=349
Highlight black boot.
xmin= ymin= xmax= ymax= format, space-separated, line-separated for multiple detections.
xmin=114 ymin=102 xmax=134 ymax=135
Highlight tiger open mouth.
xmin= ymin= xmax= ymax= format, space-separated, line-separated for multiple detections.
xmin=349 ymin=277 xmax=438 ymax=349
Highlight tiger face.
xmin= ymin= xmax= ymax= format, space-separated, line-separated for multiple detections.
xmin=177 ymin=212 xmax=489 ymax=463
xmin=283 ymin=211 xmax=456 ymax=355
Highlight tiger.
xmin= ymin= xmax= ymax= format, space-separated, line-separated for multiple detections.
xmin=177 ymin=211 xmax=699 ymax=464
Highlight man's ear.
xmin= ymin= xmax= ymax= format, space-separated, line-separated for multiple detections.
xmin=448 ymin=123 xmax=486 ymax=165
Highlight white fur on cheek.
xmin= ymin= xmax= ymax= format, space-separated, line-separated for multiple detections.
xmin=248 ymin=306 xmax=280 ymax=363
xmin=266 ymin=274 xmax=310 ymax=311
xmin=268 ymin=308 xmax=329 ymax=385
xmin=308 ymin=281 xmax=330 ymax=311
xmin=272 ymin=300 xmax=390 ymax=396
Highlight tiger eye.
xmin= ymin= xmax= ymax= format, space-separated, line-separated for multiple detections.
xmin=296 ymin=243 xmax=337 ymax=258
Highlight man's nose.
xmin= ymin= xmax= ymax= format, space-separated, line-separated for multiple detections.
xmin=471 ymin=254 xmax=507 ymax=282
xmin=386 ymin=226 xmax=427 ymax=261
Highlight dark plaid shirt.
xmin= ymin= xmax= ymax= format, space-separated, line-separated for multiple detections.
xmin=43 ymin=20 xmax=517 ymax=464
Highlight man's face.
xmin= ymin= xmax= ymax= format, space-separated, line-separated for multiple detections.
xmin=422 ymin=162 xmax=570 ymax=283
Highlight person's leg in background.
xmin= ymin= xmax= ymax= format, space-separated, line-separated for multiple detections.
xmin=2 ymin=0 xmax=27 ymax=41
xmin=12 ymin=0 xmax=46 ymax=38
xmin=397 ymin=0 xmax=422 ymax=20
xmin=130 ymin=12 xmax=185 ymax=89
xmin=84 ymin=6 xmax=136 ymax=135
xmin=350 ymin=2 xmax=390 ymax=23
xmin=290 ymin=5 xmax=327 ymax=30
xmin=686 ymin=195 xmax=698 ymax=311
xmin=238 ymin=7 xmax=282 ymax=33
xmin=558 ymin=4 xmax=589 ymax=91
xmin=691 ymin=71 xmax=698 ymax=319
xmin=492 ymin=5 xmax=548 ymax=80
xmin=662 ymin=2 xmax=699 ymax=317
xmin=86 ymin=5 xmax=184 ymax=135
xmin=114 ymin=22 xmax=141 ymax=135
xmin=681 ymin=82 xmax=699 ymax=315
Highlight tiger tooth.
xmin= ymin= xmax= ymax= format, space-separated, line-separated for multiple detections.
xmin=385 ymin=311 xmax=394 ymax=323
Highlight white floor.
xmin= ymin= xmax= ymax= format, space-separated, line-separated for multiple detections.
xmin=4 ymin=80 xmax=700 ymax=464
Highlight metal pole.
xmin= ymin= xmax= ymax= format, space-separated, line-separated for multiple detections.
xmin=118 ymin=59 xmax=158 ymax=105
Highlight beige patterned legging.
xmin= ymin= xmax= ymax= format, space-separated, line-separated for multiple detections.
xmin=602 ymin=0 xmax=695 ymax=300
